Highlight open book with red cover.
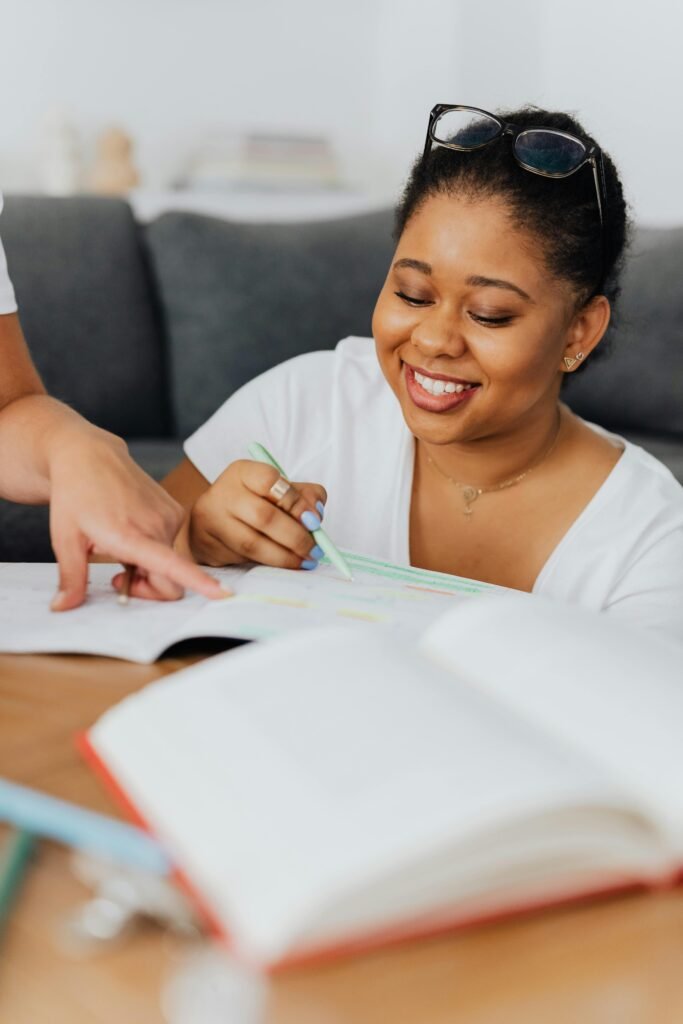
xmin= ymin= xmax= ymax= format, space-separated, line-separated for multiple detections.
xmin=82 ymin=591 xmax=683 ymax=969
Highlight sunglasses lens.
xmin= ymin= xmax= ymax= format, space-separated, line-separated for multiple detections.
xmin=514 ymin=130 xmax=586 ymax=175
xmin=432 ymin=109 xmax=501 ymax=149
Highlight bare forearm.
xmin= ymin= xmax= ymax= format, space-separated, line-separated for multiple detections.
xmin=161 ymin=457 xmax=211 ymax=560
xmin=0 ymin=310 xmax=67 ymax=501
xmin=0 ymin=394 xmax=121 ymax=502
xmin=0 ymin=313 xmax=44 ymax=407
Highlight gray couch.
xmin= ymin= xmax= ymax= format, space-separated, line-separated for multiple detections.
xmin=1 ymin=195 xmax=681 ymax=561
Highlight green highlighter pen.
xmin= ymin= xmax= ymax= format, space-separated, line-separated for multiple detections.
xmin=247 ymin=442 xmax=354 ymax=582
xmin=0 ymin=828 xmax=35 ymax=945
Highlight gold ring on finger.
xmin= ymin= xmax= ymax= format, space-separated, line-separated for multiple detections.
xmin=269 ymin=476 xmax=293 ymax=507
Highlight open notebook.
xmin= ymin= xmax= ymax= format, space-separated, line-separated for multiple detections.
xmin=83 ymin=592 xmax=683 ymax=968
xmin=0 ymin=554 xmax=498 ymax=662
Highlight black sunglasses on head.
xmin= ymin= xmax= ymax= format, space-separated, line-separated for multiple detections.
xmin=422 ymin=104 xmax=608 ymax=294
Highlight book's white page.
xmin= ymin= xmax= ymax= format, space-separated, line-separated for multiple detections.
xmin=422 ymin=591 xmax=683 ymax=846
xmin=0 ymin=555 xmax=495 ymax=661
xmin=89 ymin=625 xmax=655 ymax=964
xmin=293 ymin=803 xmax=658 ymax=951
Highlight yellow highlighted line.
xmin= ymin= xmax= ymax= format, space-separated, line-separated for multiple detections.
xmin=336 ymin=609 xmax=384 ymax=622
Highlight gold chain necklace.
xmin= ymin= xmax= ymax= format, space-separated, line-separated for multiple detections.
xmin=425 ymin=411 xmax=563 ymax=518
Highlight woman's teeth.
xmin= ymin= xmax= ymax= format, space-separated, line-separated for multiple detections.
xmin=413 ymin=370 xmax=475 ymax=396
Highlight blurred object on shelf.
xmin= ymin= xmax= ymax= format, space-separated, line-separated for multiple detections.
xmin=41 ymin=109 xmax=83 ymax=195
xmin=89 ymin=126 xmax=140 ymax=195
xmin=178 ymin=130 xmax=341 ymax=193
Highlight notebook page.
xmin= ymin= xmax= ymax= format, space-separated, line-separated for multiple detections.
xmin=0 ymin=556 xmax=495 ymax=660
xmin=88 ymin=625 xmax=647 ymax=964
xmin=0 ymin=563 xmax=247 ymax=661
xmin=422 ymin=592 xmax=683 ymax=848
xmin=172 ymin=555 xmax=496 ymax=643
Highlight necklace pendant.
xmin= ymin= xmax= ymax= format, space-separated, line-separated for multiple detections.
xmin=462 ymin=485 xmax=479 ymax=516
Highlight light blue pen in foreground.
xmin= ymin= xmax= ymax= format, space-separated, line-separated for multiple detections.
xmin=247 ymin=441 xmax=354 ymax=582
xmin=0 ymin=778 xmax=170 ymax=876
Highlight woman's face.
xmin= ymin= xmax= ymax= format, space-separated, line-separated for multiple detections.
xmin=372 ymin=193 xmax=583 ymax=447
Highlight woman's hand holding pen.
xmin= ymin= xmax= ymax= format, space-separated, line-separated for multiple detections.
xmin=187 ymin=459 xmax=327 ymax=570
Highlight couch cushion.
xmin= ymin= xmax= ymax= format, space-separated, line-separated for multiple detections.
xmin=0 ymin=502 xmax=52 ymax=562
xmin=1 ymin=195 xmax=170 ymax=437
xmin=127 ymin=438 xmax=184 ymax=481
xmin=565 ymin=226 xmax=683 ymax=436
xmin=145 ymin=209 xmax=395 ymax=438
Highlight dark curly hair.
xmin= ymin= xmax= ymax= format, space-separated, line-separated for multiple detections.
xmin=394 ymin=106 xmax=632 ymax=368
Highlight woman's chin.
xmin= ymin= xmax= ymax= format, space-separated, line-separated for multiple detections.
xmin=397 ymin=388 xmax=482 ymax=444
xmin=400 ymin=405 xmax=476 ymax=446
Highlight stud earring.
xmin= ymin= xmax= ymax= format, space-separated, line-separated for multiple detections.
xmin=563 ymin=353 xmax=584 ymax=371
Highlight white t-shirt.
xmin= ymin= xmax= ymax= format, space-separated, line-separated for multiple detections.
xmin=185 ymin=336 xmax=683 ymax=644
xmin=0 ymin=193 xmax=17 ymax=314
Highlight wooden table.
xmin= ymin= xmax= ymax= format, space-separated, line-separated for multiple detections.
xmin=1 ymin=649 xmax=682 ymax=1024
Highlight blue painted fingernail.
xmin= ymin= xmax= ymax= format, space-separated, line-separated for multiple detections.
xmin=301 ymin=559 xmax=318 ymax=570
xmin=316 ymin=501 xmax=325 ymax=519
xmin=301 ymin=510 xmax=321 ymax=531
xmin=310 ymin=544 xmax=324 ymax=560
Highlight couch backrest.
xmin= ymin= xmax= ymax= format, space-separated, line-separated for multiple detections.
xmin=554 ymin=226 xmax=683 ymax=435
xmin=144 ymin=209 xmax=396 ymax=438
xmin=2 ymin=195 xmax=170 ymax=437
xmin=146 ymin=212 xmax=683 ymax=442
xmin=4 ymin=197 xmax=682 ymax=445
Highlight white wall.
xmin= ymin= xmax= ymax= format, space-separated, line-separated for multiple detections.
xmin=456 ymin=0 xmax=683 ymax=226
xmin=1 ymin=0 xmax=681 ymax=223
xmin=0 ymin=0 xmax=381 ymax=189
xmin=538 ymin=0 xmax=683 ymax=227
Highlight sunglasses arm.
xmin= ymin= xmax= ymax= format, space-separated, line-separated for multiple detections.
xmin=590 ymin=154 xmax=605 ymax=227
xmin=421 ymin=111 xmax=437 ymax=165
xmin=591 ymin=151 xmax=610 ymax=295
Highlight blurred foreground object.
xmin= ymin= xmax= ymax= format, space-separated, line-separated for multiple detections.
xmin=0 ymin=828 xmax=35 ymax=944
xmin=83 ymin=599 xmax=683 ymax=968
xmin=89 ymin=127 xmax=140 ymax=195
xmin=0 ymin=777 xmax=169 ymax=874
xmin=59 ymin=851 xmax=198 ymax=954
xmin=162 ymin=946 xmax=267 ymax=1024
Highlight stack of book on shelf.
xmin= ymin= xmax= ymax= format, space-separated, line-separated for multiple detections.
xmin=179 ymin=131 xmax=341 ymax=193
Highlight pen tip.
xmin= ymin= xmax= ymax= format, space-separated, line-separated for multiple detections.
xmin=118 ymin=593 xmax=129 ymax=606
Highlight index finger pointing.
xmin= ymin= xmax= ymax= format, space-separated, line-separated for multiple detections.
xmin=111 ymin=536 xmax=231 ymax=598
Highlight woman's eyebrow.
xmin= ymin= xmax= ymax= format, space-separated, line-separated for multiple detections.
xmin=393 ymin=258 xmax=432 ymax=275
xmin=466 ymin=275 xmax=534 ymax=302
xmin=393 ymin=261 xmax=534 ymax=303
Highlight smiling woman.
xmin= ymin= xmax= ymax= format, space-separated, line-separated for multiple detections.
xmin=163 ymin=105 xmax=683 ymax=644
